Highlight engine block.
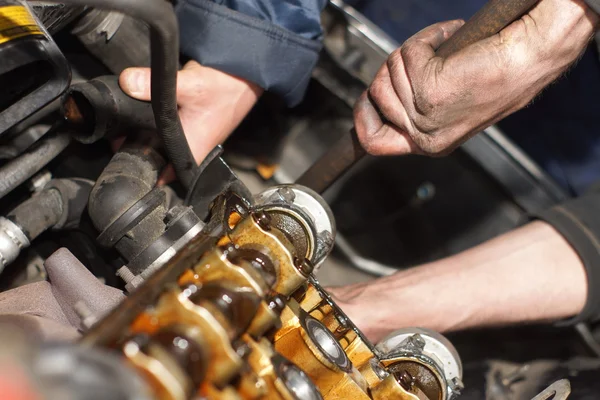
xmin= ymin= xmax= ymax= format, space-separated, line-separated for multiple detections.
xmin=81 ymin=185 xmax=463 ymax=400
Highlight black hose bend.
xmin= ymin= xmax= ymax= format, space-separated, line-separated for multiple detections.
xmin=50 ymin=0 xmax=197 ymax=187
xmin=88 ymin=143 xmax=168 ymax=261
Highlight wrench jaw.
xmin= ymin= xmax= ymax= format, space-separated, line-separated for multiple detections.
xmin=531 ymin=379 xmax=571 ymax=400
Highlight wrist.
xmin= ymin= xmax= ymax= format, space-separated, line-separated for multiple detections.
xmin=330 ymin=269 xmax=449 ymax=342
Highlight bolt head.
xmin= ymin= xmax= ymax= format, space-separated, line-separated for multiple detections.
xmin=234 ymin=341 xmax=252 ymax=359
xmin=252 ymin=211 xmax=272 ymax=231
xmin=267 ymin=294 xmax=287 ymax=314
xmin=293 ymin=257 xmax=314 ymax=276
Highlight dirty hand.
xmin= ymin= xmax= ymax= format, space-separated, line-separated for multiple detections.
xmin=354 ymin=0 xmax=598 ymax=156
xmin=119 ymin=60 xmax=263 ymax=183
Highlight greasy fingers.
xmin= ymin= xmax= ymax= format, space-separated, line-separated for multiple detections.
xmin=353 ymin=92 xmax=417 ymax=156
xmin=353 ymin=0 xmax=598 ymax=158
xmin=354 ymin=19 xmax=468 ymax=156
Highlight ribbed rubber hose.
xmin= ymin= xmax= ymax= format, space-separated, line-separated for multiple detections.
xmin=7 ymin=188 xmax=63 ymax=240
xmin=45 ymin=0 xmax=197 ymax=188
xmin=0 ymin=132 xmax=71 ymax=201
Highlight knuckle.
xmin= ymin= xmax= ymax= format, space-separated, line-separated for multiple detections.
xmin=400 ymin=42 xmax=418 ymax=65
xmin=413 ymin=84 xmax=444 ymax=113
xmin=387 ymin=48 xmax=404 ymax=71
xmin=367 ymin=79 xmax=388 ymax=106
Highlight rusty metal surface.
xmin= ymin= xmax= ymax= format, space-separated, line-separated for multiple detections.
xmin=387 ymin=361 xmax=444 ymax=400
xmin=296 ymin=128 xmax=366 ymax=194
xmin=437 ymin=0 xmax=541 ymax=58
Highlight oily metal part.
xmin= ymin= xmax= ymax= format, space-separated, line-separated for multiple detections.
xmin=296 ymin=128 xmax=366 ymax=195
xmin=387 ymin=361 xmax=444 ymax=400
xmin=80 ymin=190 xmax=457 ymax=399
xmin=81 ymin=221 xmax=219 ymax=347
xmin=267 ymin=210 xmax=311 ymax=261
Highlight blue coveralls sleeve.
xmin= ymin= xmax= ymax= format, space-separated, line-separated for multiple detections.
xmin=175 ymin=0 xmax=328 ymax=106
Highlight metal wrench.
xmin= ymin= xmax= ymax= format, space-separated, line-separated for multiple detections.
xmin=296 ymin=0 xmax=541 ymax=194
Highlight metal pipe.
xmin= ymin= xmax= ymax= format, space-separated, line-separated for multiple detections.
xmin=436 ymin=0 xmax=540 ymax=58
xmin=296 ymin=128 xmax=366 ymax=194
xmin=0 ymin=132 xmax=71 ymax=200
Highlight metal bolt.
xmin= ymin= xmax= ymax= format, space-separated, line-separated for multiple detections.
xmin=335 ymin=313 xmax=349 ymax=329
xmin=276 ymin=187 xmax=295 ymax=204
xmin=117 ymin=266 xmax=135 ymax=283
xmin=234 ymin=341 xmax=252 ymax=359
xmin=294 ymin=257 xmax=314 ymax=276
xmin=267 ymin=294 xmax=287 ymax=314
xmin=118 ymin=266 xmax=144 ymax=292
xmin=252 ymin=211 xmax=271 ymax=231
xmin=397 ymin=370 xmax=415 ymax=390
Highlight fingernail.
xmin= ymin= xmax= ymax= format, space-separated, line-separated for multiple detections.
xmin=125 ymin=70 xmax=145 ymax=96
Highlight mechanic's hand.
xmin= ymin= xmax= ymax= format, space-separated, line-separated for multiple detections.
xmin=355 ymin=0 xmax=598 ymax=156
xmin=119 ymin=60 xmax=263 ymax=183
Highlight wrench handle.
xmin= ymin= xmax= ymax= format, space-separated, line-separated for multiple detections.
xmin=437 ymin=0 xmax=540 ymax=57
xmin=297 ymin=0 xmax=541 ymax=194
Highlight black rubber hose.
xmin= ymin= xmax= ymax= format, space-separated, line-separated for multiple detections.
xmin=88 ymin=143 xmax=168 ymax=261
xmin=48 ymin=0 xmax=197 ymax=187
xmin=6 ymin=178 xmax=94 ymax=241
xmin=63 ymin=75 xmax=156 ymax=144
xmin=88 ymin=146 xmax=165 ymax=233
xmin=2 ymin=178 xmax=93 ymax=267
xmin=0 ymin=132 xmax=71 ymax=201
xmin=7 ymin=188 xmax=63 ymax=241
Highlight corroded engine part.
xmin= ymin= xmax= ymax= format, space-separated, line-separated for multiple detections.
xmin=85 ymin=185 xmax=462 ymax=400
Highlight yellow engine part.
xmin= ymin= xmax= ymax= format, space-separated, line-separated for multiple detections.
xmin=86 ymin=199 xmax=448 ymax=400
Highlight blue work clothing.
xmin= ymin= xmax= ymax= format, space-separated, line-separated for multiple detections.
xmin=175 ymin=0 xmax=327 ymax=106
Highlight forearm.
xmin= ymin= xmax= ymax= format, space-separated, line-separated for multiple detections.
xmin=331 ymin=221 xmax=587 ymax=342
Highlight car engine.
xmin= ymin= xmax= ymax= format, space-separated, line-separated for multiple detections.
xmin=0 ymin=1 xmax=576 ymax=399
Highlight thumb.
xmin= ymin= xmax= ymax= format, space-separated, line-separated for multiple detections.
xmin=119 ymin=67 xmax=151 ymax=100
